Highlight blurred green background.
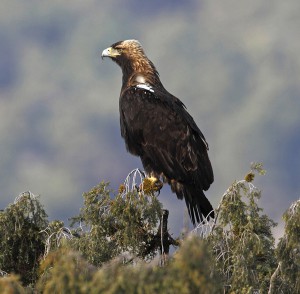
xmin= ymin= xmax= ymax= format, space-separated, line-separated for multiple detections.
xmin=1 ymin=0 xmax=299 ymax=236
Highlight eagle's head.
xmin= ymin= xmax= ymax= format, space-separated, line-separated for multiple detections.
xmin=102 ymin=40 xmax=161 ymax=88
xmin=102 ymin=39 xmax=143 ymax=59
xmin=102 ymin=40 xmax=146 ymax=69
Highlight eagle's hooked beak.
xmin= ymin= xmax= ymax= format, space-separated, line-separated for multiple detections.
xmin=101 ymin=46 xmax=121 ymax=60
xmin=101 ymin=47 xmax=112 ymax=60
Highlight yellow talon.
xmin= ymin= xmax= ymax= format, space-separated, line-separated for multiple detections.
xmin=141 ymin=176 xmax=163 ymax=194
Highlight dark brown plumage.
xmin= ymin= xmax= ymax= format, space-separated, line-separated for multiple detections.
xmin=102 ymin=39 xmax=214 ymax=225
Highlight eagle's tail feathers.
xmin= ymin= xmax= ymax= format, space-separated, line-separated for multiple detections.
xmin=182 ymin=185 xmax=214 ymax=226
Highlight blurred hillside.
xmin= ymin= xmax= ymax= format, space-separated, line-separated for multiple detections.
xmin=0 ymin=0 xmax=299 ymax=235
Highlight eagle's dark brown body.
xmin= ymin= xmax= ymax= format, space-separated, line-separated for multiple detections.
xmin=102 ymin=40 xmax=214 ymax=224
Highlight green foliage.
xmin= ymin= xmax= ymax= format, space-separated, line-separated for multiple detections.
xmin=0 ymin=164 xmax=299 ymax=293
xmin=69 ymin=181 xmax=163 ymax=265
xmin=64 ymin=236 xmax=221 ymax=294
xmin=41 ymin=220 xmax=67 ymax=254
xmin=250 ymin=162 xmax=267 ymax=176
xmin=37 ymin=248 xmax=96 ymax=294
xmin=0 ymin=192 xmax=48 ymax=286
xmin=209 ymin=165 xmax=277 ymax=293
xmin=163 ymin=236 xmax=222 ymax=294
xmin=35 ymin=227 xmax=221 ymax=293
xmin=272 ymin=199 xmax=300 ymax=293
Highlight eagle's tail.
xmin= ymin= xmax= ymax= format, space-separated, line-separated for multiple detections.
xmin=170 ymin=180 xmax=214 ymax=225
xmin=183 ymin=185 xmax=214 ymax=225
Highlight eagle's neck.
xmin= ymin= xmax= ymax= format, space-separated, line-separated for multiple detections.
xmin=119 ymin=54 xmax=164 ymax=93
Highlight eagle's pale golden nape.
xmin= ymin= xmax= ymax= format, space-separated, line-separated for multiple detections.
xmin=102 ymin=39 xmax=214 ymax=225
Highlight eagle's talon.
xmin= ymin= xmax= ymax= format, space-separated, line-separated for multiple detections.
xmin=141 ymin=176 xmax=163 ymax=195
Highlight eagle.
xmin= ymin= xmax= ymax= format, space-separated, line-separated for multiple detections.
xmin=102 ymin=39 xmax=214 ymax=225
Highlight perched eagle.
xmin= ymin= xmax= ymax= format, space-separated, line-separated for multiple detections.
xmin=102 ymin=39 xmax=214 ymax=225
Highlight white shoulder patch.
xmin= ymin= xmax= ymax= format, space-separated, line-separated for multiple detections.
xmin=135 ymin=75 xmax=146 ymax=83
xmin=136 ymin=84 xmax=154 ymax=93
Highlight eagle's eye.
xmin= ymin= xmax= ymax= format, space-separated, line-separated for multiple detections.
xmin=113 ymin=47 xmax=123 ymax=55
